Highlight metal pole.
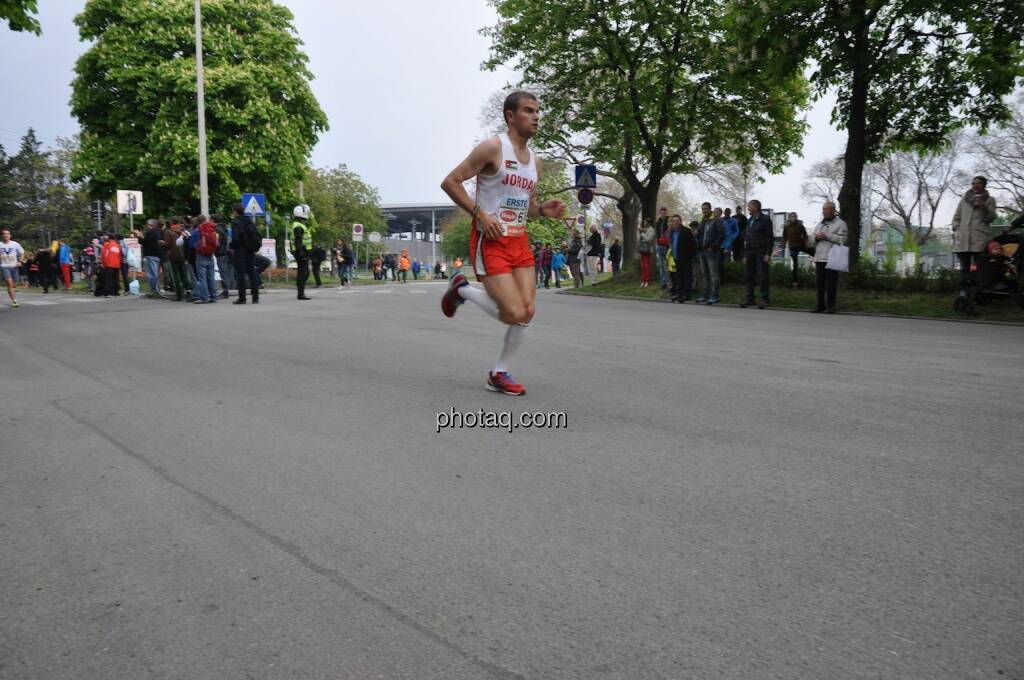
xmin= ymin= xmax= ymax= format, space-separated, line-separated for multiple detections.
xmin=194 ymin=0 xmax=209 ymax=218
xmin=431 ymin=209 xmax=436 ymax=269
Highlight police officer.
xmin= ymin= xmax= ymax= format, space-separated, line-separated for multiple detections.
xmin=291 ymin=204 xmax=314 ymax=300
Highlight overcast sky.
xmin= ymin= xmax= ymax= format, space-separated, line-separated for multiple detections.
xmin=2 ymin=0 xmax=859 ymax=224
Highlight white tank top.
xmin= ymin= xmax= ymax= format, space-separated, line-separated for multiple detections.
xmin=475 ymin=132 xmax=537 ymax=237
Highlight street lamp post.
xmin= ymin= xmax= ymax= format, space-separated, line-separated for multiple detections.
xmin=194 ymin=0 xmax=210 ymax=218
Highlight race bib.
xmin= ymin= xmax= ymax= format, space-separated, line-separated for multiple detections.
xmin=496 ymin=197 xmax=529 ymax=236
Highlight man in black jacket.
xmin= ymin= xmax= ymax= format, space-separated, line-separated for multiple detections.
xmin=740 ymin=199 xmax=775 ymax=309
xmin=733 ymin=205 xmax=748 ymax=261
xmin=141 ymin=219 xmax=164 ymax=297
xmin=311 ymin=244 xmax=326 ymax=287
xmin=230 ymin=203 xmax=260 ymax=304
xmin=695 ymin=202 xmax=724 ymax=304
xmin=586 ymin=226 xmax=603 ymax=285
xmin=608 ymin=238 xmax=622 ymax=276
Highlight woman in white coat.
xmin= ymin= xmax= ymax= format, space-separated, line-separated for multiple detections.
xmin=811 ymin=202 xmax=848 ymax=314
xmin=951 ymin=175 xmax=997 ymax=294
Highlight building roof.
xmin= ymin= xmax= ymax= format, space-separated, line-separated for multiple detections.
xmin=379 ymin=202 xmax=458 ymax=236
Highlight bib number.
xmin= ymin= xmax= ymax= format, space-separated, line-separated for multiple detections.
xmin=496 ymin=197 xmax=529 ymax=236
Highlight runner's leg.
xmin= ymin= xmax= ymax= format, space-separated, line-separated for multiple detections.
xmin=457 ymin=283 xmax=500 ymax=320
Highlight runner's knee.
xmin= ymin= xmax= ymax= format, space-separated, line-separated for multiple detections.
xmin=499 ymin=303 xmax=526 ymax=325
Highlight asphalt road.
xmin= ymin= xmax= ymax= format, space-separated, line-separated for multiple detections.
xmin=1 ymin=282 xmax=1021 ymax=680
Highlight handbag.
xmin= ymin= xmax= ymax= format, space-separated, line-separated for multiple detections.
xmin=825 ymin=232 xmax=849 ymax=272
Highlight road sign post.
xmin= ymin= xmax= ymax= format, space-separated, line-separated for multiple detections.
xmin=117 ymin=190 xmax=143 ymax=235
xmin=242 ymin=193 xmax=266 ymax=217
xmin=575 ymin=164 xmax=597 ymax=189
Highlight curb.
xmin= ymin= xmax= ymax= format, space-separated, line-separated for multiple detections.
xmin=558 ymin=289 xmax=1024 ymax=328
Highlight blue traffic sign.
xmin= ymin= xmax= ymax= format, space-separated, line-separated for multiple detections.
xmin=242 ymin=193 xmax=266 ymax=216
xmin=577 ymin=188 xmax=595 ymax=205
xmin=575 ymin=165 xmax=597 ymax=189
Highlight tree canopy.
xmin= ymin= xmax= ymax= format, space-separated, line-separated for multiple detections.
xmin=70 ymin=0 xmax=328 ymax=216
xmin=726 ymin=0 xmax=1024 ymax=261
xmin=1 ymin=0 xmax=40 ymax=34
xmin=0 ymin=131 xmax=100 ymax=248
xmin=303 ymin=164 xmax=386 ymax=246
xmin=484 ymin=0 xmax=809 ymax=260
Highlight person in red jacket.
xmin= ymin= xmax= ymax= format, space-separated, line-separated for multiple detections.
xmin=99 ymin=234 xmax=123 ymax=297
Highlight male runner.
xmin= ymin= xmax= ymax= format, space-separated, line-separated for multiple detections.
xmin=0 ymin=228 xmax=26 ymax=307
xmin=440 ymin=91 xmax=566 ymax=395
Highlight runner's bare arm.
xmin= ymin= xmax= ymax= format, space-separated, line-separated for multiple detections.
xmin=441 ymin=139 xmax=505 ymax=240
xmin=527 ymin=158 xmax=567 ymax=220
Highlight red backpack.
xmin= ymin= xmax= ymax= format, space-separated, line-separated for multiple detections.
xmin=196 ymin=222 xmax=219 ymax=255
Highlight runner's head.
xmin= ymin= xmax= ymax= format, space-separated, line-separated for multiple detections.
xmin=1 ymin=228 xmax=9 ymax=242
xmin=503 ymin=91 xmax=540 ymax=139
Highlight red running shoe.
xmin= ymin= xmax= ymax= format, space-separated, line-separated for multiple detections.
xmin=486 ymin=371 xmax=526 ymax=396
xmin=441 ymin=272 xmax=468 ymax=317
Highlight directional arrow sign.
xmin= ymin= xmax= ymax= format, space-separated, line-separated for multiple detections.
xmin=575 ymin=164 xmax=597 ymax=189
xmin=242 ymin=193 xmax=266 ymax=216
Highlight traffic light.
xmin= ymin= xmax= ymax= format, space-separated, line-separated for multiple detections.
xmin=91 ymin=200 xmax=106 ymax=224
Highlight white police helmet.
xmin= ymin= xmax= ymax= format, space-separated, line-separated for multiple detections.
xmin=293 ymin=204 xmax=311 ymax=219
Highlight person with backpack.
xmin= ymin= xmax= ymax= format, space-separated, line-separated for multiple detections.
xmin=189 ymin=215 xmax=220 ymax=303
xmin=215 ymin=217 xmax=233 ymax=299
xmin=230 ymin=203 xmax=260 ymax=304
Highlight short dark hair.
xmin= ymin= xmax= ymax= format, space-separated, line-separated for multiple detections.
xmin=973 ymin=175 xmax=988 ymax=187
xmin=701 ymin=202 xmax=711 ymax=208
xmin=503 ymin=91 xmax=538 ymax=123
xmin=748 ymin=199 xmax=762 ymax=210
xmin=233 ymin=202 xmax=244 ymax=215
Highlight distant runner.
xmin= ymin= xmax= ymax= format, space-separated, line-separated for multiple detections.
xmin=0 ymin=228 xmax=25 ymax=308
xmin=440 ymin=91 xmax=566 ymax=395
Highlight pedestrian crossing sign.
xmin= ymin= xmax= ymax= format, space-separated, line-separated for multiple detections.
xmin=242 ymin=193 xmax=266 ymax=216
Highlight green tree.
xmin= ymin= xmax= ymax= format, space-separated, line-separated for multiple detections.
xmin=727 ymin=0 xmax=1024 ymax=263
xmin=440 ymin=210 xmax=471 ymax=260
xmin=0 ymin=143 xmax=13 ymax=226
xmin=71 ymin=0 xmax=328 ymax=216
xmin=484 ymin=0 xmax=808 ymax=260
xmin=303 ymin=164 xmax=386 ymax=246
xmin=1 ymin=0 xmax=40 ymax=34
xmin=7 ymin=128 xmax=49 ymax=240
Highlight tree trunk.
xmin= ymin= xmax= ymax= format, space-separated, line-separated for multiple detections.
xmin=837 ymin=6 xmax=869 ymax=266
xmin=618 ymin=190 xmax=641 ymax=261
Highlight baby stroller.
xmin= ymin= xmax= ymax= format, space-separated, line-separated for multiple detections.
xmin=953 ymin=217 xmax=1024 ymax=315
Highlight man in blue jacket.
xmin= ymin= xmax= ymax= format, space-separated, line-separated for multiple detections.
xmin=719 ymin=208 xmax=739 ymax=285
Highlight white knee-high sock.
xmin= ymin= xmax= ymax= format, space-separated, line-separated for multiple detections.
xmin=494 ymin=323 xmax=527 ymax=374
xmin=457 ymin=284 xmax=501 ymax=321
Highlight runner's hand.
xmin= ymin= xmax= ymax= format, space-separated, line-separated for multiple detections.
xmin=479 ymin=212 xmax=504 ymax=240
xmin=542 ymin=199 xmax=567 ymax=219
